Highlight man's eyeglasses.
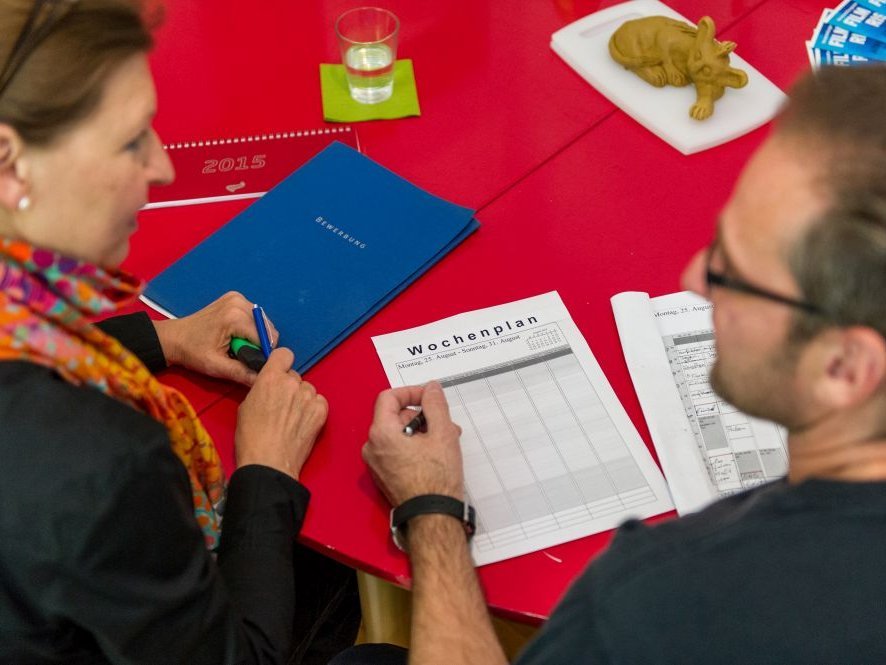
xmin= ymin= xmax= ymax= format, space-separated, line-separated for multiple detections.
xmin=0 ymin=0 xmax=79 ymax=100
xmin=704 ymin=244 xmax=826 ymax=317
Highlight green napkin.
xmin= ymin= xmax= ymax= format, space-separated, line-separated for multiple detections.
xmin=320 ymin=59 xmax=421 ymax=122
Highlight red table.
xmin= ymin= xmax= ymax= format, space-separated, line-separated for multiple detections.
xmin=125 ymin=0 xmax=831 ymax=624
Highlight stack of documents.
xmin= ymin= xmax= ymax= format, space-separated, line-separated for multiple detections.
xmin=806 ymin=0 xmax=886 ymax=67
xmin=143 ymin=143 xmax=479 ymax=374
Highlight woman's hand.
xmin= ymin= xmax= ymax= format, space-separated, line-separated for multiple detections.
xmin=235 ymin=348 xmax=328 ymax=480
xmin=153 ymin=291 xmax=279 ymax=386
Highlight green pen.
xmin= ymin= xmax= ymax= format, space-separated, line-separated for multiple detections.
xmin=229 ymin=337 xmax=266 ymax=372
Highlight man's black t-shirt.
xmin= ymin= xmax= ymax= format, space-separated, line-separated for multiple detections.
xmin=516 ymin=478 xmax=886 ymax=664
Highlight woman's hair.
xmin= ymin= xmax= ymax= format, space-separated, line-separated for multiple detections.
xmin=0 ymin=0 xmax=157 ymax=146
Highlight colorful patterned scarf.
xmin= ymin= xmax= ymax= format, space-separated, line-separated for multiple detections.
xmin=0 ymin=238 xmax=224 ymax=550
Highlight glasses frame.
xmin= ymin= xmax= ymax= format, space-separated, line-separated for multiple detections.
xmin=0 ymin=0 xmax=79 ymax=100
xmin=704 ymin=243 xmax=826 ymax=317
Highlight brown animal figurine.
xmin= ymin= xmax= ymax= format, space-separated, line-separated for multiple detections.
xmin=608 ymin=16 xmax=748 ymax=120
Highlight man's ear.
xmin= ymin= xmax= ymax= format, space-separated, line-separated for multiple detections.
xmin=812 ymin=327 xmax=886 ymax=409
xmin=0 ymin=123 xmax=29 ymax=213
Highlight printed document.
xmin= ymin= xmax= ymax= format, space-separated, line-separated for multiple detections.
xmin=372 ymin=292 xmax=673 ymax=566
xmin=611 ymin=291 xmax=788 ymax=515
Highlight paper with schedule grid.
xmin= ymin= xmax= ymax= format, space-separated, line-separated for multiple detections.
xmin=371 ymin=292 xmax=673 ymax=566
xmin=611 ymin=291 xmax=789 ymax=516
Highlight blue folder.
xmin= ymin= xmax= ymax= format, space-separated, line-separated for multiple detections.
xmin=142 ymin=142 xmax=479 ymax=373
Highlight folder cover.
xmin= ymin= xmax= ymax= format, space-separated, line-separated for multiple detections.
xmin=142 ymin=142 xmax=479 ymax=373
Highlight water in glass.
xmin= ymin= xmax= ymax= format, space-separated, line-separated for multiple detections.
xmin=345 ymin=44 xmax=394 ymax=104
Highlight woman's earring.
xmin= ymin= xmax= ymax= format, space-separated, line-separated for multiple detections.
xmin=17 ymin=195 xmax=30 ymax=211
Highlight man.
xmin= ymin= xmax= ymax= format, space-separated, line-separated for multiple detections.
xmin=348 ymin=66 xmax=886 ymax=663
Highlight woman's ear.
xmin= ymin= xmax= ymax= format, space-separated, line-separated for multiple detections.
xmin=0 ymin=123 xmax=29 ymax=213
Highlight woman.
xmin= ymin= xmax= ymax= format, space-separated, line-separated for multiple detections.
xmin=0 ymin=1 xmax=347 ymax=662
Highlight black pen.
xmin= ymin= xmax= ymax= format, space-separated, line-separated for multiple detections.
xmin=403 ymin=410 xmax=426 ymax=436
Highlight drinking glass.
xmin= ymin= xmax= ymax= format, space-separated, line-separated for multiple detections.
xmin=335 ymin=7 xmax=399 ymax=104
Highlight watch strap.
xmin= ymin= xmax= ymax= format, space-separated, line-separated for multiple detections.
xmin=389 ymin=494 xmax=476 ymax=551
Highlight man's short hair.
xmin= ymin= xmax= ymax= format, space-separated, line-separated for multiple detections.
xmin=776 ymin=66 xmax=886 ymax=343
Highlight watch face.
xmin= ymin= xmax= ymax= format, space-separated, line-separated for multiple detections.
xmin=389 ymin=507 xmax=409 ymax=552
xmin=392 ymin=527 xmax=409 ymax=552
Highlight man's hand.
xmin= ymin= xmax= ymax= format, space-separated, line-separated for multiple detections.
xmin=362 ymin=382 xmax=464 ymax=507
xmin=235 ymin=348 xmax=327 ymax=480
xmin=365 ymin=383 xmax=508 ymax=665
xmin=153 ymin=291 xmax=280 ymax=386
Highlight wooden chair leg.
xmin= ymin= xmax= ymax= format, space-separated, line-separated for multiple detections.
xmin=354 ymin=571 xmax=539 ymax=659
xmin=355 ymin=571 xmax=412 ymax=648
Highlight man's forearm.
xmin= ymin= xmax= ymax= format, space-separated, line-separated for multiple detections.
xmin=407 ymin=515 xmax=507 ymax=665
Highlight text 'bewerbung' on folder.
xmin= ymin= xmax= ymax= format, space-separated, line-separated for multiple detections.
xmin=141 ymin=142 xmax=480 ymax=374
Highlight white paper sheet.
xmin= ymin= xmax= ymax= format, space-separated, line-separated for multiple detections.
xmin=372 ymin=292 xmax=673 ymax=566
xmin=612 ymin=291 xmax=788 ymax=515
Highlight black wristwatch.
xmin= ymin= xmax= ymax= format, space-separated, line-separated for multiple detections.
xmin=389 ymin=494 xmax=476 ymax=552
